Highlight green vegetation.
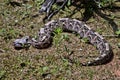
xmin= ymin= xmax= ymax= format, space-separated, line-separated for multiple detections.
xmin=53 ymin=27 xmax=63 ymax=47
xmin=0 ymin=28 xmax=18 ymax=41
xmin=115 ymin=29 xmax=120 ymax=35
xmin=0 ymin=0 xmax=120 ymax=80
xmin=81 ymin=37 xmax=89 ymax=43
xmin=0 ymin=70 xmax=6 ymax=79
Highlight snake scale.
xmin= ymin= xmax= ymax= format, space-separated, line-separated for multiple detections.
xmin=39 ymin=0 xmax=68 ymax=20
xmin=13 ymin=18 xmax=113 ymax=66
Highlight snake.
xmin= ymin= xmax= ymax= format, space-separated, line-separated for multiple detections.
xmin=13 ymin=18 xmax=113 ymax=66
xmin=39 ymin=0 xmax=102 ymax=20
xmin=39 ymin=0 xmax=68 ymax=20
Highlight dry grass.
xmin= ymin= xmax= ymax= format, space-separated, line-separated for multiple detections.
xmin=0 ymin=0 xmax=120 ymax=80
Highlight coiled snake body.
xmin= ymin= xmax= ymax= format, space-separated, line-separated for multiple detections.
xmin=14 ymin=18 xmax=113 ymax=66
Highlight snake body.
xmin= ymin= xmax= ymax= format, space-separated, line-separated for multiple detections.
xmin=14 ymin=18 xmax=113 ymax=66
xmin=40 ymin=0 xmax=68 ymax=20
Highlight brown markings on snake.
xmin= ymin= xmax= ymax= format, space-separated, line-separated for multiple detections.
xmin=13 ymin=18 xmax=113 ymax=66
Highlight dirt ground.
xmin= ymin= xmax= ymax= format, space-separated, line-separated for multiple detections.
xmin=0 ymin=0 xmax=120 ymax=80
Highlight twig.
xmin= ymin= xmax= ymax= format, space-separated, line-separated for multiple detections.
xmin=102 ymin=34 xmax=119 ymax=37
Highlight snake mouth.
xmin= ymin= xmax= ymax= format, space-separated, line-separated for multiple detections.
xmin=13 ymin=42 xmax=31 ymax=50
xmin=14 ymin=42 xmax=22 ymax=48
xmin=13 ymin=42 xmax=24 ymax=50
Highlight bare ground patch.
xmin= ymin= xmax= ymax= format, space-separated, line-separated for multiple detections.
xmin=0 ymin=0 xmax=120 ymax=80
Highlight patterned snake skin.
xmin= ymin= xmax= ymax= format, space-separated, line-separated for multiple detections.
xmin=13 ymin=18 xmax=113 ymax=66
xmin=39 ymin=0 xmax=68 ymax=20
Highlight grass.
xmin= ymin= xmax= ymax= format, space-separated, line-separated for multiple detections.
xmin=0 ymin=0 xmax=120 ymax=80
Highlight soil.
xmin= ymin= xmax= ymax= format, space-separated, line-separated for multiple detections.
xmin=0 ymin=0 xmax=120 ymax=80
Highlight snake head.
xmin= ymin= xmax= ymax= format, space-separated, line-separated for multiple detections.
xmin=13 ymin=36 xmax=31 ymax=50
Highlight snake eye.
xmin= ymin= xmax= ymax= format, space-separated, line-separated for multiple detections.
xmin=26 ymin=38 xmax=28 ymax=42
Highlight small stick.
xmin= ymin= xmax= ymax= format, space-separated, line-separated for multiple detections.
xmin=102 ymin=35 xmax=119 ymax=37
